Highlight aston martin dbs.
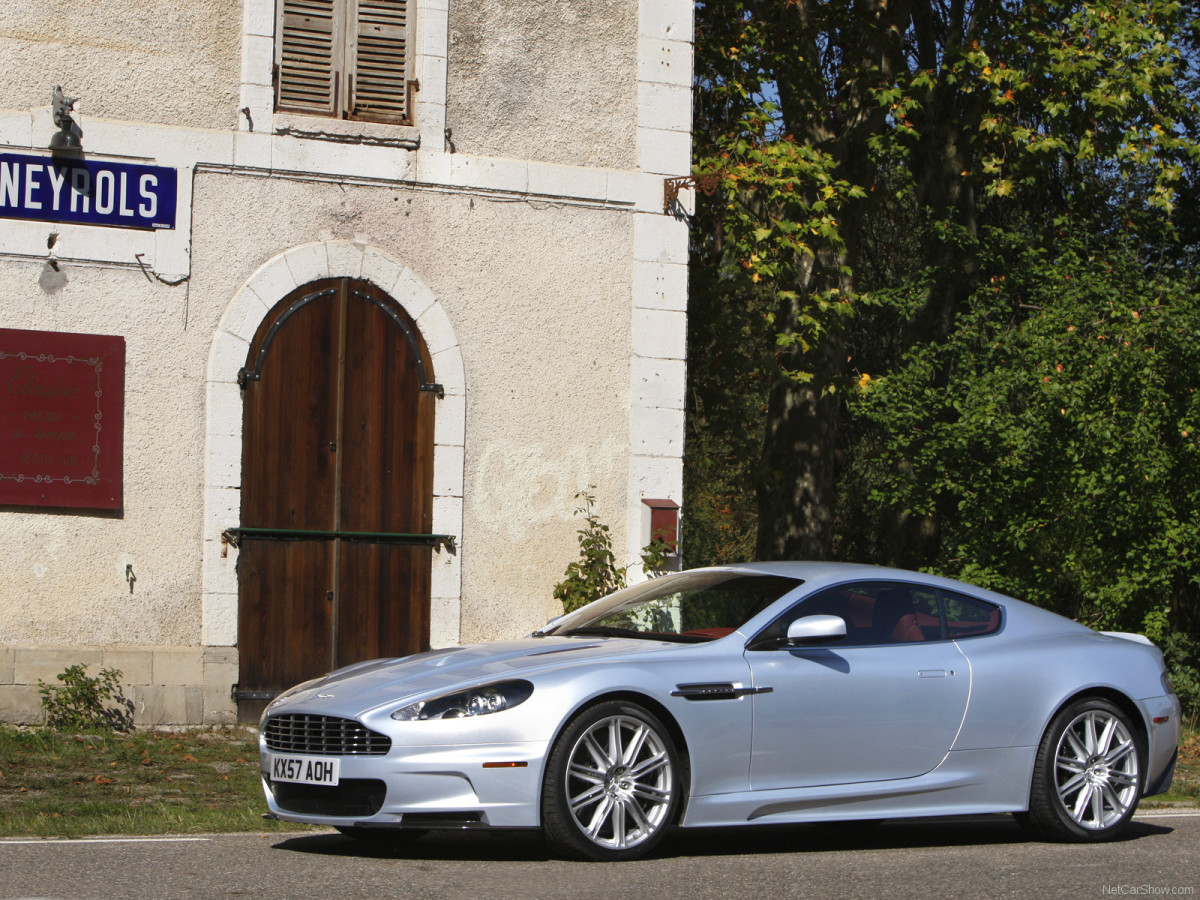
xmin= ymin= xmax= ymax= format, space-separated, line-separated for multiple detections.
xmin=259 ymin=562 xmax=1179 ymax=860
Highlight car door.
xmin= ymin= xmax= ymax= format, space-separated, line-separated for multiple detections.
xmin=745 ymin=581 xmax=970 ymax=790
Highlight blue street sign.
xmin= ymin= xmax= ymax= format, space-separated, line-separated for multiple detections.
xmin=0 ymin=152 xmax=177 ymax=230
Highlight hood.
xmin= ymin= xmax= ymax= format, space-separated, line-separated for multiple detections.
xmin=265 ymin=636 xmax=679 ymax=718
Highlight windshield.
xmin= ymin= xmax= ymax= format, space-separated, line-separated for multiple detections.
xmin=542 ymin=571 xmax=802 ymax=643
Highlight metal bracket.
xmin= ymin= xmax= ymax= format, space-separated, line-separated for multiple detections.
xmin=222 ymin=526 xmax=455 ymax=553
xmin=664 ymin=173 xmax=722 ymax=213
xmin=232 ymin=684 xmax=280 ymax=702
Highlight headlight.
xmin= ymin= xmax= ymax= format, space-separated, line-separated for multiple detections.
xmin=391 ymin=680 xmax=534 ymax=721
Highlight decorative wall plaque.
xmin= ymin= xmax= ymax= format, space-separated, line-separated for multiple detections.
xmin=0 ymin=328 xmax=124 ymax=510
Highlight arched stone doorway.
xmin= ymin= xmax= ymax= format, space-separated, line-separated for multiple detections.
xmin=202 ymin=242 xmax=466 ymax=725
xmin=233 ymin=277 xmax=439 ymax=720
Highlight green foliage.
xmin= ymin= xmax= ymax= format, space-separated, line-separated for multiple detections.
xmin=688 ymin=0 xmax=1200 ymax=558
xmin=1162 ymin=635 xmax=1200 ymax=726
xmin=553 ymin=491 xmax=628 ymax=614
xmin=38 ymin=665 xmax=133 ymax=733
xmin=683 ymin=272 xmax=773 ymax=568
xmin=838 ymin=225 xmax=1200 ymax=713
xmin=552 ymin=491 xmax=680 ymax=613
xmin=686 ymin=0 xmax=1200 ymax=689
xmin=638 ymin=537 xmax=674 ymax=580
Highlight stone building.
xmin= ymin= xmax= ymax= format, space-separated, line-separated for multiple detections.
xmin=0 ymin=0 xmax=694 ymax=724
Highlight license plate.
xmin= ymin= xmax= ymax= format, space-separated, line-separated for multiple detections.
xmin=269 ymin=754 xmax=340 ymax=786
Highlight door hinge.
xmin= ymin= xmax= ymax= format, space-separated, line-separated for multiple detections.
xmin=232 ymin=684 xmax=281 ymax=702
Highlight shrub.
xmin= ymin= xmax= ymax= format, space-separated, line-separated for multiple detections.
xmin=554 ymin=491 xmax=627 ymax=614
xmin=38 ymin=665 xmax=134 ymax=733
xmin=552 ymin=489 xmax=679 ymax=614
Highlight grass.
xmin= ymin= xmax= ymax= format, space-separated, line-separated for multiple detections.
xmin=0 ymin=726 xmax=314 ymax=838
xmin=0 ymin=724 xmax=1195 ymax=838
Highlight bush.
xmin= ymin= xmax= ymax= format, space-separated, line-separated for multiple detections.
xmin=553 ymin=491 xmax=627 ymax=614
xmin=553 ymin=490 xmax=676 ymax=614
xmin=841 ymin=230 xmax=1200 ymax=680
xmin=38 ymin=665 xmax=134 ymax=733
xmin=1162 ymin=634 xmax=1200 ymax=724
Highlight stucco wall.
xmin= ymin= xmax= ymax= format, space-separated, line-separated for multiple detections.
xmin=446 ymin=0 xmax=637 ymax=169
xmin=0 ymin=0 xmax=692 ymax=723
xmin=188 ymin=172 xmax=635 ymax=643
xmin=1 ymin=172 xmax=634 ymax=651
xmin=0 ymin=260 xmax=205 ymax=647
xmin=0 ymin=0 xmax=242 ymax=132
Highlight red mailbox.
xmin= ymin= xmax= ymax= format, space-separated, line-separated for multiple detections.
xmin=640 ymin=498 xmax=680 ymax=554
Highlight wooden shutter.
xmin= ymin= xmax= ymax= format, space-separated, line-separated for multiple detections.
xmin=276 ymin=0 xmax=411 ymax=124
xmin=350 ymin=0 xmax=411 ymax=122
xmin=277 ymin=0 xmax=341 ymax=116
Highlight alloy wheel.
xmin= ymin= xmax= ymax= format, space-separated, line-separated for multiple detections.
xmin=563 ymin=713 xmax=675 ymax=851
xmin=1052 ymin=708 xmax=1140 ymax=830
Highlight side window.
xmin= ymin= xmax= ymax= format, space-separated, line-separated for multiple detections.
xmin=277 ymin=0 xmax=415 ymax=124
xmin=910 ymin=588 xmax=943 ymax=640
xmin=940 ymin=590 xmax=1002 ymax=639
xmin=767 ymin=582 xmax=940 ymax=647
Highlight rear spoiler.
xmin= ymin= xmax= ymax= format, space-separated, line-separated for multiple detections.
xmin=1101 ymin=631 xmax=1154 ymax=647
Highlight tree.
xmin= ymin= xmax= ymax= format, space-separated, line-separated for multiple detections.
xmin=836 ymin=224 xmax=1200 ymax=711
xmin=690 ymin=0 xmax=1200 ymax=560
xmin=844 ymin=227 xmax=1200 ymax=621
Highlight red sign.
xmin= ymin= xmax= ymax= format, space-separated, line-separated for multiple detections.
xmin=0 ymin=328 xmax=124 ymax=509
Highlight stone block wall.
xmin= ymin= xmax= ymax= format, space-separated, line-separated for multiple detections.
xmin=0 ymin=646 xmax=222 ymax=727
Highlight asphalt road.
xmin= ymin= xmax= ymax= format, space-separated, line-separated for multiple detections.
xmin=1 ymin=812 xmax=1197 ymax=900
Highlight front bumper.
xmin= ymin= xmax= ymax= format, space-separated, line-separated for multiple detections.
xmin=260 ymin=738 xmax=551 ymax=829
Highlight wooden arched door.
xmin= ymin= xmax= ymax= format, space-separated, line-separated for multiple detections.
xmin=234 ymin=277 xmax=439 ymax=720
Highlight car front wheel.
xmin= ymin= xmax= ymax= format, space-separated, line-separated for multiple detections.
xmin=541 ymin=700 xmax=682 ymax=861
xmin=1019 ymin=697 xmax=1142 ymax=841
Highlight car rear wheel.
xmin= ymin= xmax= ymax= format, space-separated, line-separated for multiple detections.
xmin=1018 ymin=697 xmax=1141 ymax=841
xmin=541 ymin=700 xmax=682 ymax=861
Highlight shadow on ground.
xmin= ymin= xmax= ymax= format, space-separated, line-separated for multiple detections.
xmin=271 ymin=815 xmax=1173 ymax=863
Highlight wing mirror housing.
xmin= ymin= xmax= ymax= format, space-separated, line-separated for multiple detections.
xmin=784 ymin=615 xmax=847 ymax=645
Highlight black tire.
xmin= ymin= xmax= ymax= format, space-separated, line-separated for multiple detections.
xmin=1018 ymin=697 xmax=1142 ymax=842
xmin=541 ymin=700 xmax=683 ymax=861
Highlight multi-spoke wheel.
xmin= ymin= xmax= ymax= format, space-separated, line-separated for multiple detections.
xmin=1018 ymin=697 xmax=1142 ymax=841
xmin=542 ymin=700 xmax=682 ymax=861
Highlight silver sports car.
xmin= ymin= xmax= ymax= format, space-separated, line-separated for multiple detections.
xmin=258 ymin=562 xmax=1180 ymax=860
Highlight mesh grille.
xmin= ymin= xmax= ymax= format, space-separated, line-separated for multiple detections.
xmin=264 ymin=714 xmax=391 ymax=756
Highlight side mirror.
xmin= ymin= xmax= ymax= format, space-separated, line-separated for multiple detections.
xmin=785 ymin=614 xmax=847 ymax=645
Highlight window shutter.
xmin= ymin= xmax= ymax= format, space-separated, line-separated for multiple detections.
xmin=278 ymin=0 xmax=340 ymax=116
xmin=350 ymin=0 xmax=410 ymax=123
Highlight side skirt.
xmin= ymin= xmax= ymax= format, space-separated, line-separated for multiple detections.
xmin=680 ymin=747 xmax=1036 ymax=828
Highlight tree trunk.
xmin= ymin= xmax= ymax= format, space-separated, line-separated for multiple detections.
xmin=755 ymin=319 xmax=846 ymax=560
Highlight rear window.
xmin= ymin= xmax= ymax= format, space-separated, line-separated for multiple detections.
xmin=941 ymin=590 xmax=1002 ymax=639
